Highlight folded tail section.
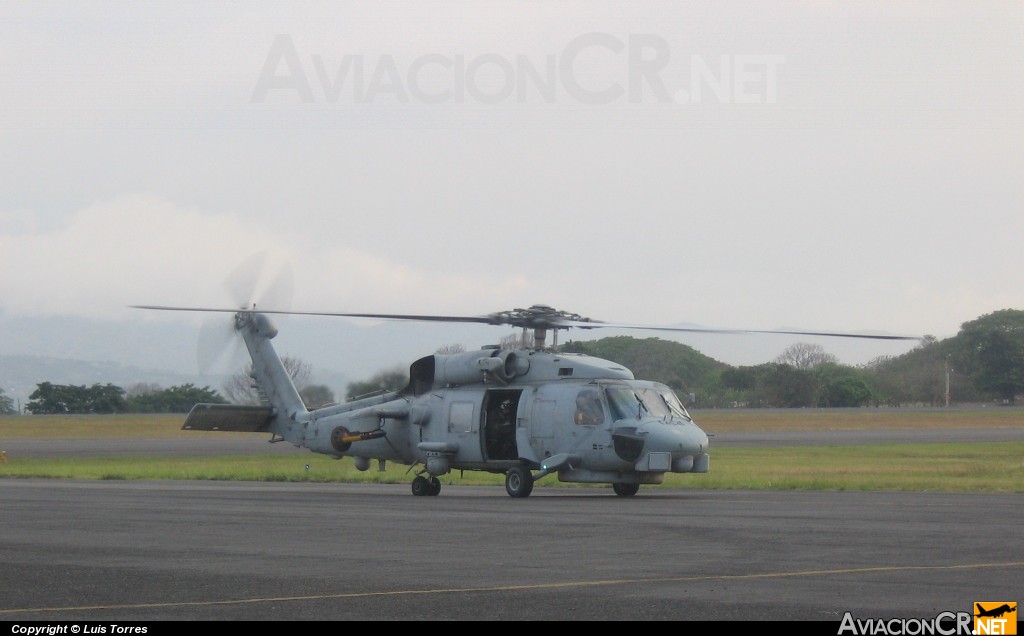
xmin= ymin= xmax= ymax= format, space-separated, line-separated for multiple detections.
xmin=183 ymin=403 xmax=274 ymax=432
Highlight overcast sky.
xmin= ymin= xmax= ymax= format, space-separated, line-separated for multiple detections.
xmin=1 ymin=2 xmax=1021 ymax=383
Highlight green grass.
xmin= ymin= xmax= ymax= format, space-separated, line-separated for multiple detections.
xmin=2 ymin=443 xmax=1022 ymax=493
xmin=661 ymin=443 xmax=1024 ymax=493
xmin=2 ymin=412 xmax=1023 ymax=492
xmin=694 ymin=407 xmax=1024 ymax=431
xmin=0 ymin=453 xmax=509 ymax=485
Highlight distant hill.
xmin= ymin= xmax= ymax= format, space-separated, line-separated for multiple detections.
xmin=560 ymin=336 xmax=728 ymax=394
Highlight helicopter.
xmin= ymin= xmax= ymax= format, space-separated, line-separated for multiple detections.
xmin=132 ymin=302 xmax=919 ymax=498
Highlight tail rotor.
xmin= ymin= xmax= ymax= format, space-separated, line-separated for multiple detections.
xmin=196 ymin=250 xmax=294 ymax=377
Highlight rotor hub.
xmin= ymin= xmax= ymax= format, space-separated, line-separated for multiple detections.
xmin=487 ymin=304 xmax=595 ymax=330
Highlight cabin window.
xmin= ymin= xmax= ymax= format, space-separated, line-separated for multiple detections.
xmin=448 ymin=401 xmax=475 ymax=433
xmin=574 ymin=389 xmax=605 ymax=426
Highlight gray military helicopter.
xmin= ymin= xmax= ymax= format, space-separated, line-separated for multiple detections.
xmin=133 ymin=300 xmax=919 ymax=498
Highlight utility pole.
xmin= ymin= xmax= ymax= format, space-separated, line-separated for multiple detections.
xmin=944 ymin=355 xmax=951 ymax=407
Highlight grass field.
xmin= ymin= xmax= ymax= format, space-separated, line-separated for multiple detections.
xmin=3 ymin=407 xmax=1023 ymax=437
xmin=695 ymin=407 xmax=1024 ymax=431
xmin=2 ymin=409 xmax=1023 ymax=492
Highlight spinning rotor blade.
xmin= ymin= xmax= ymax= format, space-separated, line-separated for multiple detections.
xmin=135 ymin=251 xmax=297 ymax=375
xmin=158 ymin=304 xmax=594 ymax=330
xmin=197 ymin=314 xmax=246 ymax=375
xmin=228 ymin=306 xmax=919 ymax=342
xmin=553 ymin=320 xmax=922 ymax=341
xmin=224 ymin=250 xmax=269 ymax=309
xmin=223 ymin=250 xmax=295 ymax=311
xmin=132 ymin=301 xmax=922 ymax=344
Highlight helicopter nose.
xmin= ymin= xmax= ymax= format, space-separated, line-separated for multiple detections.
xmin=642 ymin=420 xmax=709 ymax=461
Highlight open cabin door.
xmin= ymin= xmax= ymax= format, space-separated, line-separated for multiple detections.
xmin=482 ymin=389 xmax=522 ymax=461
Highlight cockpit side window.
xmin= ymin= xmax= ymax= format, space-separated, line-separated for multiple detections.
xmin=636 ymin=388 xmax=671 ymax=417
xmin=574 ymin=389 xmax=605 ymax=426
xmin=606 ymin=387 xmax=643 ymax=421
xmin=660 ymin=389 xmax=692 ymax=421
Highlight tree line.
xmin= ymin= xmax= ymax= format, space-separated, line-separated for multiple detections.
xmin=21 ymin=382 xmax=228 ymax=415
xmin=11 ymin=354 xmax=340 ymax=416
xmin=563 ymin=308 xmax=1024 ymax=408
xmin=6 ymin=308 xmax=1021 ymax=414
xmin=298 ymin=308 xmax=1024 ymax=409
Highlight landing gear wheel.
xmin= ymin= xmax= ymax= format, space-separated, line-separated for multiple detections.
xmin=412 ymin=475 xmax=432 ymax=496
xmin=428 ymin=476 xmax=442 ymax=496
xmin=505 ymin=466 xmax=534 ymax=498
xmin=613 ymin=482 xmax=640 ymax=497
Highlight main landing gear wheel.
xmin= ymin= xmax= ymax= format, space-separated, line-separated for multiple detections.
xmin=505 ymin=466 xmax=534 ymax=498
xmin=412 ymin=475 xmax=443 ymax=496
xmin=612 ymin=483 xmax=640 ymax=497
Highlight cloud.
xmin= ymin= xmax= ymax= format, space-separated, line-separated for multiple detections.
xmin=0 ymin=193 xmax=532 ymax=321
xmin=0 ymin=208 xmax=38 ymax=235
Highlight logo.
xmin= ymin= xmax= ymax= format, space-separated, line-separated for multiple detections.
xmin=250 ymin=34 xmax=785 ymax=107
xmin=974 ymin=603 xmax=1017 ymax=635
xmin=836 ymin=605 xmax=1019 ymax=636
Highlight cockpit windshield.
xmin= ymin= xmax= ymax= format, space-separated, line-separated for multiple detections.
xmin=656 ymin=388 xmax=693 ymax=421
xmin=604 ymin=385 xmax=692 ymax=423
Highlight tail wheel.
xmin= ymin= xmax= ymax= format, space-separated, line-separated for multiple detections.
xmin=612 ymin=483 xmax=640 ymax=497
xmin=505 ymin=466 xmax=534 ymax=498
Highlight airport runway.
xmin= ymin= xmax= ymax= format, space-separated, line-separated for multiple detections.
xmin=1 ymin=479 xmax=1021 ymax=622
xmin=2 ymin=425 xmax=1022 ymax=623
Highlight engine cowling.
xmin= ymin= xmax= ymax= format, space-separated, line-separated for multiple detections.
xmin=434 ymin=349 xmax=527 ymax=386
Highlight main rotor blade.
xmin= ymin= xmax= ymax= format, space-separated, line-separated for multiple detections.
xmin=557 ymin=320 xmax=922 ymax=341
xmin=130 ymin=306 xmax=487 ymax=319
xmin=130 ymin=305 xmax=253 ymax=313
xmin=269 ymin=310 xmax=508 ymax=324
xmin=129 ymin=306 xmax=922 ymax=341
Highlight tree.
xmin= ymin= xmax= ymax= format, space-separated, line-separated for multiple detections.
xmin=27 ymin=382 xmax=77 ymax=414
xmin=957 ymin=309 xmax=1024 ymax=403
xmin=26 ymin=382 xmax=126 ymax=414
xmin=300 ymin=384 xmax=335 ymax=409
xmin=774 ymin=343 xmax=838 ymax=370
xmin=89 ymin=383 xmax=128 ymax=413
xmin=720 ymin=366 xmax=759 ymax=391
xmin=345 ymin=366 xmax=408 ymax=401
xmin=125 ymin=382 xmax=162 ymax=398
xmin=435 ymin=343 xmax=467 ymax=354
xmin=222 ymin=355 xmax=312 ymax=405
xmin=499 ymin=331 xmax=535 ymax=350
xmin=0 ymin=388 xmax=16 ymax=415
xmin=865 ymin=336 xmax=968 ymax=406
xmin=814 ymin=363 xmax=876 ymax=407
xmin=761 ymin=364 xmax=818 ymax=407
xmin=125 ymin=384 xmax=228 ymax=413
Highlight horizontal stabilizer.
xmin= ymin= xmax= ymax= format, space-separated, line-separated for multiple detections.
xmin=183 ymin=403 xmax=274 ymax=432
